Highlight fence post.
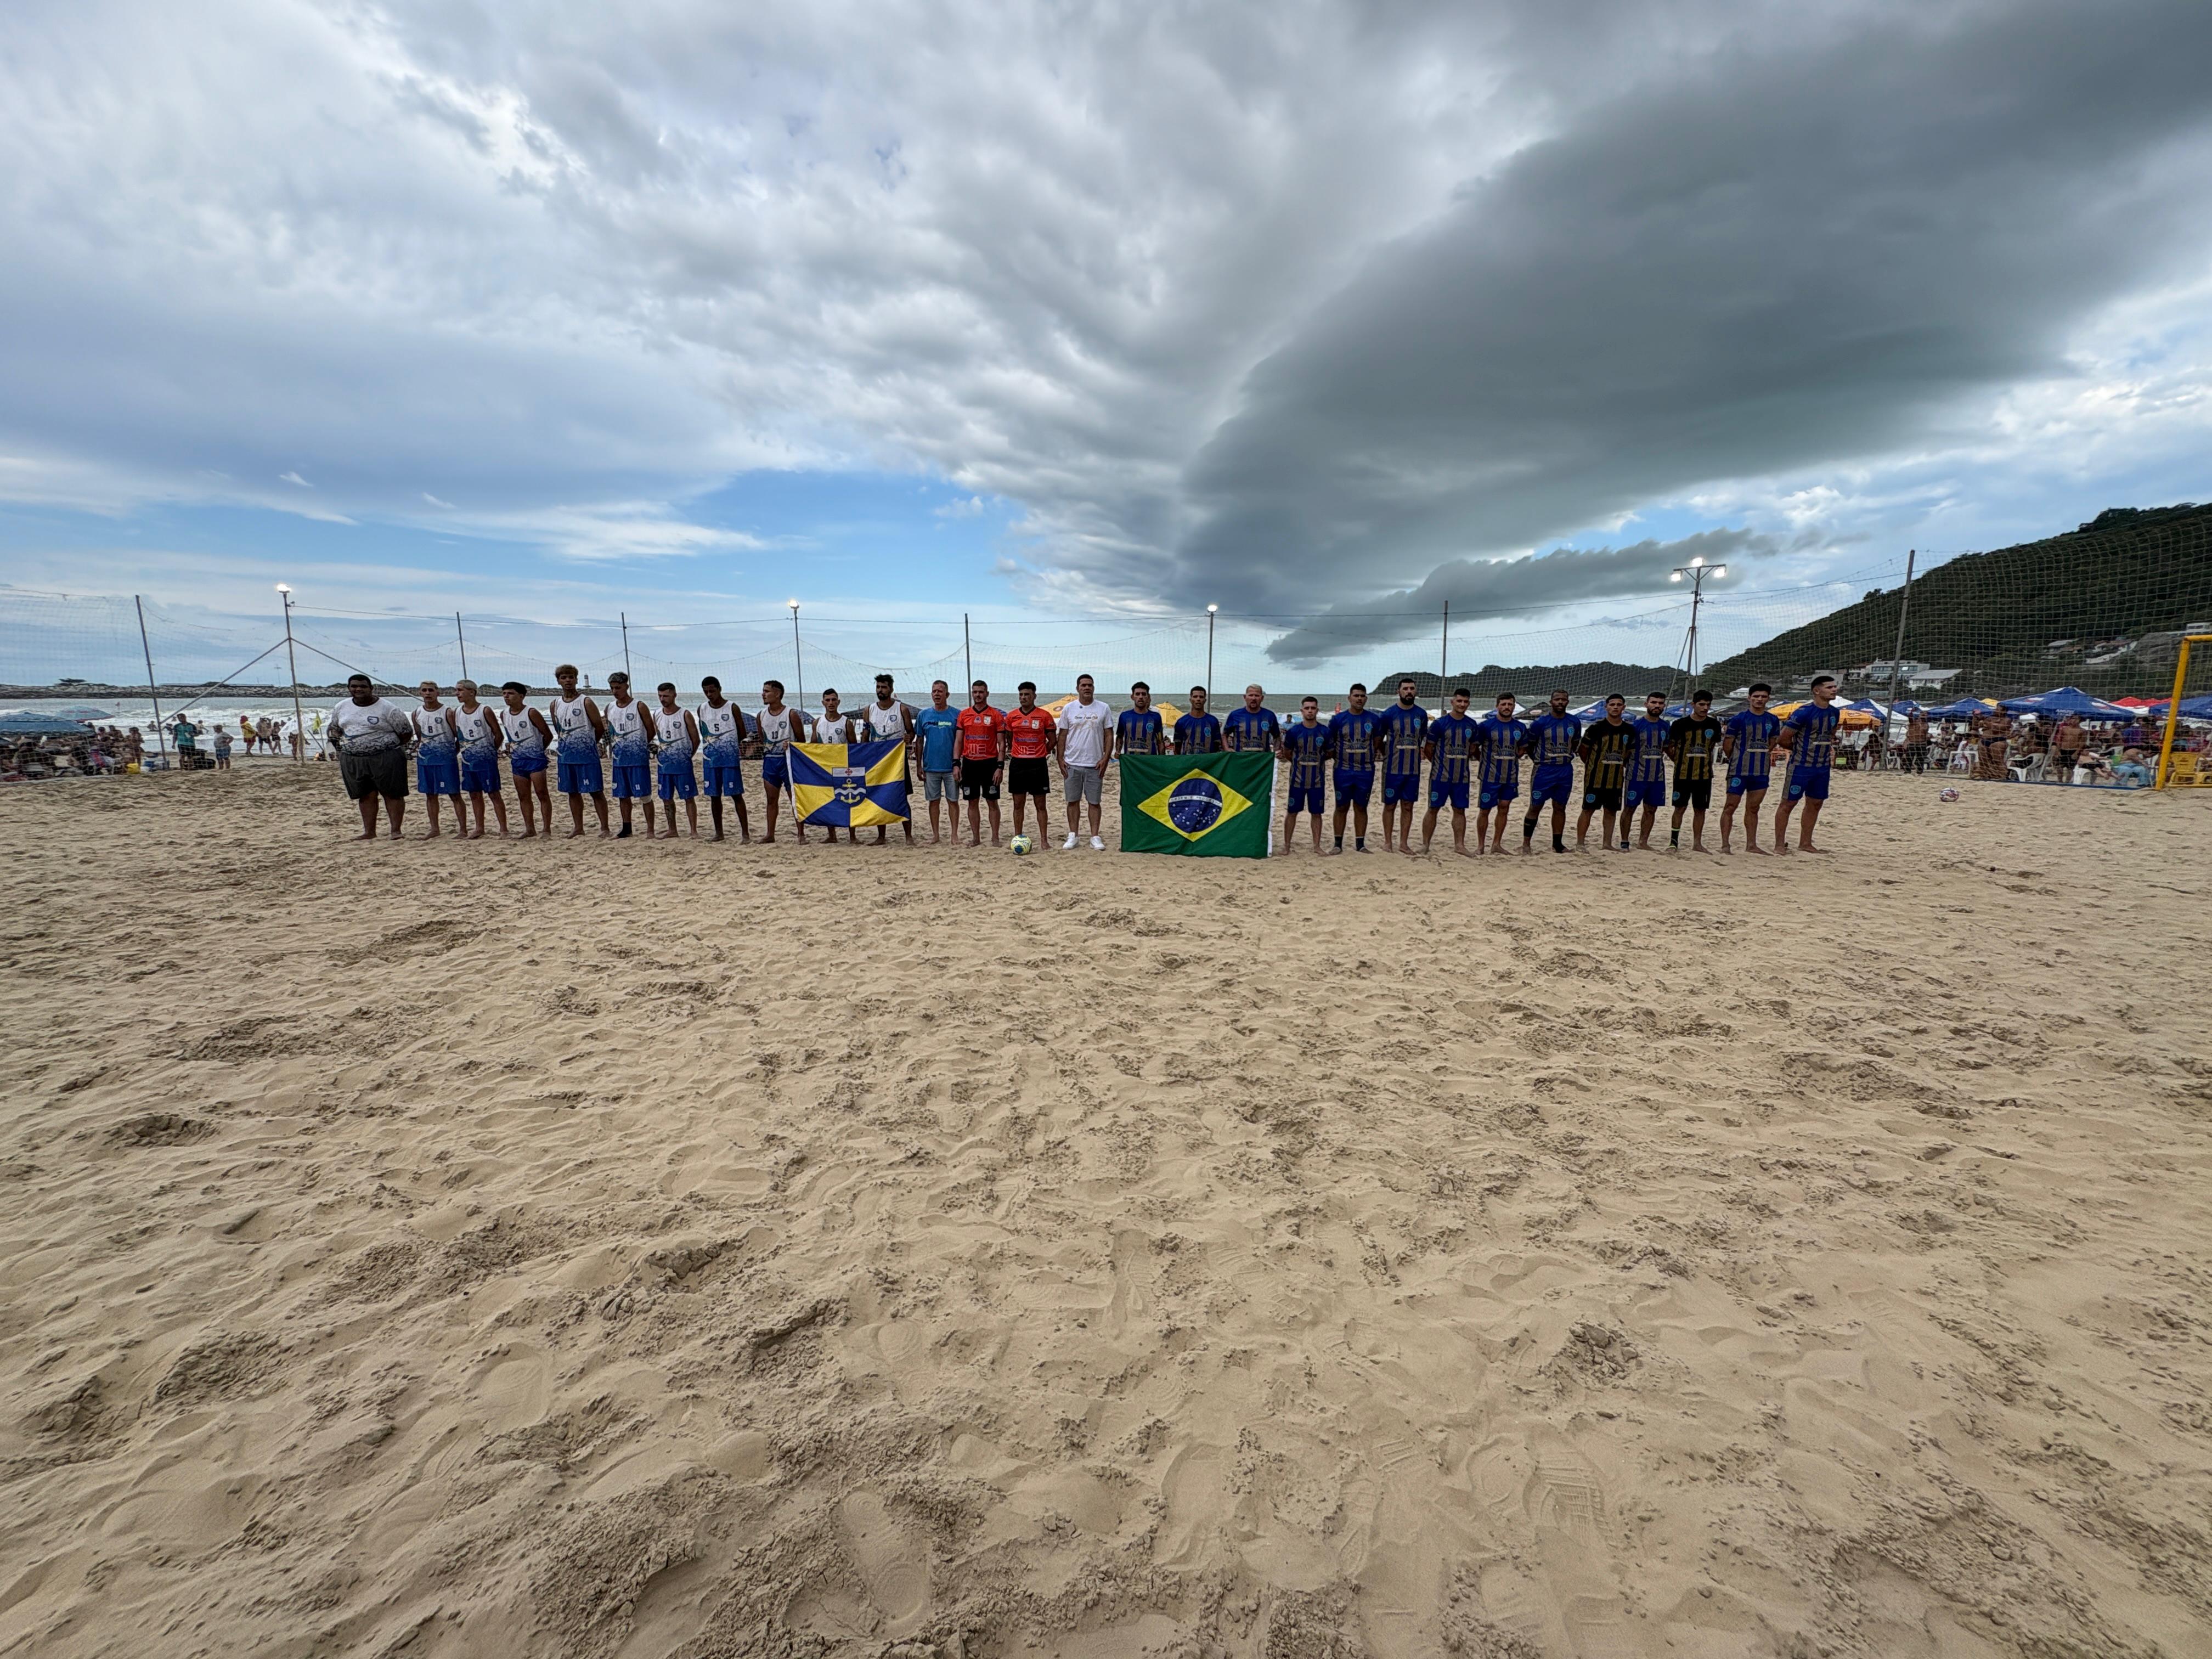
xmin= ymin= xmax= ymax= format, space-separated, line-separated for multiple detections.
xmin=1884 ymin=550 xmax=1917 ymax=719
xmin=1440 ymin=600 xmax=1449 ymax=689
xmin=963 ymin=612 xmax=971 ymax=690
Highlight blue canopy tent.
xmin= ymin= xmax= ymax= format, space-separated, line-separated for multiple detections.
xmin=2148 ymin=695 xmax=2212 ymax=720
xmin=1923 ymin=698 xmax=1994 ymax=719
xmin=0 ymin=711 xmax=95 ymax=736
xmin=1999 ymin=686 xmax=2135 ymax=720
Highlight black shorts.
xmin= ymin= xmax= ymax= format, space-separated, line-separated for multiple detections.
xmin=340 ymin=747 xmax=408 ymax=800
xmin=958 ymin=758 xmax=1001 ymax=800
xmin=1582 ymin=783 xmax=1623 ymax=812
xmin=1007 ymin=757 xmax=1050 ymax=798
xmin=1672 ymin=778 xmax=1712 ymax=811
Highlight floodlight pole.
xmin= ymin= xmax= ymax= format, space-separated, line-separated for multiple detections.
xmin=963 ymin=612 xmax=972 ymax=690
xmin=1205 ymin=605 xmax=1218 ymax=702
xmin=455 ymin=612 xmax=469 ymax=682
xmin=620 ymin=612 xmax=633 ymax=681
xmin=1885 ymin=549 xmax=1917 ymax=720
xmin=136 ymin=594 xmax=169 ymax=770
xmin=277 ymin=585 xmax=307 ymax=763
xmin=1440 ymin=600 xmax=1450 ymax=689
xmin=1668 ymin=562 xmax=1724 ymax=706
xmin=789 ymin=601 xmax=804 ymax=710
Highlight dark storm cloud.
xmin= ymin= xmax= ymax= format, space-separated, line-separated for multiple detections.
xmin=1264 ymin=528 xmax=1771 ymax=667
xmin=1163 ymin=0 xmax=2212 ymax=647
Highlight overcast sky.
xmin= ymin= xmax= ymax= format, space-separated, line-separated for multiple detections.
xmin=5 ymin=0 xmax=2211 ymax=679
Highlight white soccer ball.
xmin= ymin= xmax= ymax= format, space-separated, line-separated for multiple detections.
xmin=1009 ymin=834 xmax=1034 ymax=855
xmin=1938 ymin=787 xmax=1961 ymax=802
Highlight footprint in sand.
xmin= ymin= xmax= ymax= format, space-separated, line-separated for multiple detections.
xmin=836 ymin=1490 xmax=930 ymax=1630
xmin=471 ymin=1344 xmax=549 ymax=1433
xmin=1521 ymin=1427 xmax=1635 ymax=1659
xmin=1152 ymin=1443 xmax=1222 ymax=1568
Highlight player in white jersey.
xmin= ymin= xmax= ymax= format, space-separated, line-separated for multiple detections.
xmin=861 ymin=673 xmax=916 ymax=845
xmin=411 ymin=681 xmax=460 ymax=838
xmin=498 ymin=681 xmax=552 ymax=837
xmin=695 ymin=675 xmax=752 ymax=843
xmin=648 ymin=681 xmax=701 ymax=839
xmin=602 ymin=670 xmax=656 ymax=839
xmin=810 ymin=688 xmax=855 ymax=843
xmin=452 ymin=679 xmax=510 ymax=838
xmin=548 ymin=663 xmax=611 ymax=838
xmin=754 ymin=678 xmax=806 ymax=844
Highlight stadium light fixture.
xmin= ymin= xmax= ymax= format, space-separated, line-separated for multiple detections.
xmin=1689 ymin=556 xmax=1704 ymax=568
xmin=1669 ymin=571 xmax=1683 ymax=582
xmin=275 ymin=582 xmax=291 ymax=593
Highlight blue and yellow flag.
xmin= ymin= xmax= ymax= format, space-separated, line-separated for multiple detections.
xmin=789 ymin=739 xmax=910 ymax=827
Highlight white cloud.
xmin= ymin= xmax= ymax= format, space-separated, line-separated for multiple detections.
xmin=279 ymin=471 xmax=312 ymax=488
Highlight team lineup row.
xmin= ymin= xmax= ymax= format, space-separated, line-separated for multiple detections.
xmin=323 ymin=665 xmax=1850 ymax=855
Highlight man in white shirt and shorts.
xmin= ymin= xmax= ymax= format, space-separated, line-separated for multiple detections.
xmin=328 ymin=673 xmax=414 ymax=841
xmin=1057 ymin=673 xmax=1113 ymax=850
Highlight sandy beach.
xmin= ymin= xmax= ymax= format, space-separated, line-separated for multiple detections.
xmin=3 ymin=766 xmax=2209 ymax=1659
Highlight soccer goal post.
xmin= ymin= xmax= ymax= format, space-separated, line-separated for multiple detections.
xmin=2153 ymin=633 xmax=2212 ymax=789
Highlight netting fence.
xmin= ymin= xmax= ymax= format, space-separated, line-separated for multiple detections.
xmin=6 ymin=505 xmax=2210 ymax=781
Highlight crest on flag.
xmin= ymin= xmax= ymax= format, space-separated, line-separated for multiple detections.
xmin=789 ymin=739 xmax=910 ymax=827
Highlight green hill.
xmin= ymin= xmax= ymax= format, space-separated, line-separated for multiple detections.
xmin=1701 ymin=504 xmax=2212 ymax=699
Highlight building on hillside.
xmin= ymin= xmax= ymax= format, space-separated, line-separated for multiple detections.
xmin=1861 ymin=659 xmax=1961 ymax=690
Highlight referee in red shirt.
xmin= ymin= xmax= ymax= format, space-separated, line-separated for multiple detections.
xmin=954 ymin=680 xmax=1008 ymax=847
xmin=1004 ymin=681 xmax=1058 ymax=846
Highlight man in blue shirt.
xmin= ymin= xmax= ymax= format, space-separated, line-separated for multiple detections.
xmin=1379 ymin=677 xmax=1429 ymax=855
xmin=1720 ymin=682 xmax=1782 ymax=854
xmin=1223 ymin=684 xmax=1281 ymax=756
xmin=1280 ymin=695 xmax=1330 ymax=854
xmin=1115 ymin=681 xmax=1166 ymax=759
xmin=1325 ymin=682 xmax=1382 ymax=853
xmin=1520 ymin=689 xmax=1582 ymax=854
xmin=1420 ymin=688 xmax=1480 ymax=856
xmin=1475 ymin=692 xmax=1528 ymax=855
xmin=1624 ymin=690 xmax=1673 ymax=850
xmin=1775 ymin=674 xmax=1842 ymax=855
xmin=1173 ymin=686 xmax=1222 ymax=754
xmin=912 ymin=678 xmax=962 ymax=843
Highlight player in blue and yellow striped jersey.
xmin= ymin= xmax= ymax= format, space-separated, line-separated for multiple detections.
xmin=1774 ymin=674 xmax=1842 ymax=856
xmin=1520 ymin=689 xmax=1582 ymax=855
xmin=1624 ymin=691 xmax=1673 ymax=850
xmin=1420 ymin=688 xmax=1481 ymax=856
xmin=1280 ymin=696 xmax=1330 ymax=854
xmin=1115 ymin=682 xmax=1166 ymax=759
xmin=1475 ymin=692 xmax=1528 ymax=854
xmin=1379 ymin=677 xmax=1429 ymax=855
xmin=1720 ymin=682 xmax=1782 ymax=854
xmin=1325 ymin=683 xmax=1383 ymax=854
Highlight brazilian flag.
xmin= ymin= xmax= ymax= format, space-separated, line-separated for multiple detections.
xmin=790 ymin=739 xmax=910 ymax=827
xmin=1120 ymin=751 xmax=1273 ymax=857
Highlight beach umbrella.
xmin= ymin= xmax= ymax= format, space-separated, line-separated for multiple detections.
xmin=2113 ymin=696 xmax=2164 ymax=709
xmin=0 ymin=710 xmax=95 ymax=736
xmin=2147 ymin=695 xmax=2212 ymax=720
xmin=1997 ymin=685 xmax=2136 ymax=720
xmin=1923 ymin=697 xmax=1996 ymax=719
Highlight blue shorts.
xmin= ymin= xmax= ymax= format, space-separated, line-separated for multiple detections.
xmin=460 ymin=754 xmax=500 ymax=793
xmin=703 ymin=762 xmax=744 ymax=798
xmin=1478 ymin=781 xmax=1519 ymax=809
xmin=510 ymin=751 xmax=547 ymax=777
xmin=557 ymin=757 xmax=604 ymax=795
xmin=1725 ymin=771 xmax=1771 ymax=796
xmin=416 ymin=757 xmax=460 ymax=797
xmin=1530 ymin=765 xmax=1573 ymax=806
xmin=1382 ymin=772 xmax=1421 ymax=805
xmin=1333 ymin=769 xmax=1374 ymax=806
xmin=658 ymin=761 xmax=697 ymax=800
xmin=1624 ymin=777 xmax=1668 ymax=810
xmin=610 ymin=762 xmax=652 ymax=800
xmin=1786 ymin=765 xmax=1831 ymax=802
xmin=1287 ymin=785 xmax=1325 ymax=815
xmin=1428 ymin=779 xmax=1469 ymax=811
xmin=762 ymin=754 xmax=789 ymax=789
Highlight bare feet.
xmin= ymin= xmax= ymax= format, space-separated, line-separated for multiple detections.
xmin=351 ymin=830 xmax=376 ymax=842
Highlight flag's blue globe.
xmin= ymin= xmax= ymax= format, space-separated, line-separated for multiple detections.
xmin=1166 ymin=776 xmax=1224 ymax=835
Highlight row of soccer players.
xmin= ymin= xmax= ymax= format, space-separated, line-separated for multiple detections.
xmin=353 ymin=665 xmax=1841 ymax=855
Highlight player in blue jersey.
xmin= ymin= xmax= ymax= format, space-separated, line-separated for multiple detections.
xmin=602 ymin=671 xmax=656 ymax=839
xmin=1173 ymin=686 xmax=1222 ymax=754
xmin=1379 ymin=678 xmax=1429 ymax=855
xmin=1520 ymin=689 xmax=1582 ymax=854
xmin=1325 ymin=682 xmax=1382 ymax=853
xmin=912 ymin=678 xmax=961 ymax=843
xmin=651 ymin=681 xmax=701 ymax=839
xmin=1475 ymin=692 xmax=1528 ymax=854
xmin=1223 ymin=684 xmax=1280 ymax=755
xmin=1420 ymin=687 xmax=1480 ymax=856
xmin=1115 ymin=681 xmax=1166 ymax=760
xmin=1575 ymin=693 xmax=1635 ymax=850
xmin=1624 ymin=691 xmax=1673 ymax=849
xmin=1774 ymin=674 xmax=1842 ymax=855
xmin=1719 ymin=682 xmax=1782 ymax=854
xmin=1279 ymin=695 xmax=1330 ymax=854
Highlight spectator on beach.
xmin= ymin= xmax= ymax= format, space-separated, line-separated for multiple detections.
xmin=1903 ymin=708 xmax=1931 ymax=773
xmin=213 ymin=729 xmax=233 ymax=770
xmin=1972 ymin=709 xmax=2011 ymax=780
xmin=2051 ymin=714 xmax=2086 ymax=780
xmin=2110 ymin=748 xmax=2154 ymax=787
xmin=172 ymin=715 xmax=200 ymax=769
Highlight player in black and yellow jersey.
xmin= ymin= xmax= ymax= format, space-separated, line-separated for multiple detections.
xmin=1575 ymin=693 xmax=1634 ymax=851
xmin=1666 ymin=689 xmax=1724 ymax=852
